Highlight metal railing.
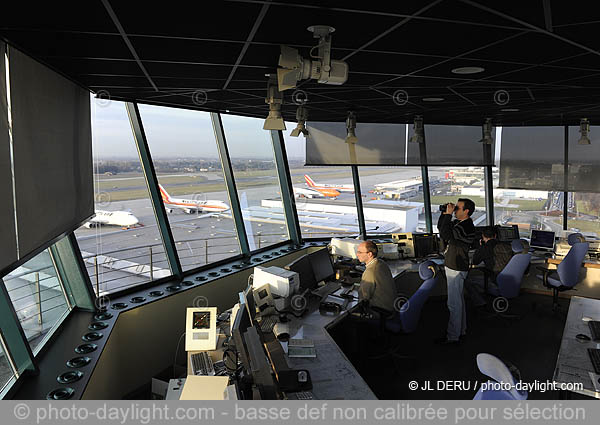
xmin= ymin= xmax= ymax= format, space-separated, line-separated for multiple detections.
xmin=3 ymin=263 xmax=69 ymax=347
xmin=77 ymin=229 xmax=357 ymax=295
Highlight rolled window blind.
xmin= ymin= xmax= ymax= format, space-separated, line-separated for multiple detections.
xmin=0 ymin=43 xmax=18 ymax=275
xmin=305 ymin=122 xmax=491 ymax=166
xmin=8 ymin=46 xmax=93 ymax=263
xmin=498 ymin=126 xmax=565 ymax=191
xmin=567 ymin=125 xmax=600 ymax=192
xmin=305 ymin=121 xmax=409 ymax=165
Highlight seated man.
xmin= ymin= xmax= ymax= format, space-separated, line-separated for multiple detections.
xmin=466 ymin=227 xmax=514 ymax=307
xmin=356 ymin=240 xmax=396 ymax=319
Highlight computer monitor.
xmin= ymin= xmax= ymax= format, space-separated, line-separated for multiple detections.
xmin=413 ymin=233 xmax=439 ymax=258
xmin=243 ymin=326 xmax=281 ymax=400
xmin=243 ymin=286 xmax=257 ymax=322
xmin=496 ymin=225 xmax=520 ymax=242
xmin=285 ymin=254 xmax=318 ymax=290
xmin=231 ymin=297 xmax=252 ymax=373
xmin=185 ymin=307 xmax=218 ymax=352
xmin=309 ymin=248 xmax=335 ymax=283
xmin=530 ymin=229 xmax=556 ymax=250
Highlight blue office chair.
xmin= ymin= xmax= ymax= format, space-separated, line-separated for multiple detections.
xmin=536 ymin=233 xmax=589 ymax=310
xmin=489 ymin=239 xmax=531 ymax=295
xmin=385 ymin=260 xmax=439 ymax=334
xmin=476 ymin=239 xmax=530 ymax=320
xmin=473 ymin=353 xmax=528 ymax=400
xmin=368 ymin=261 xmax=438 ymax=362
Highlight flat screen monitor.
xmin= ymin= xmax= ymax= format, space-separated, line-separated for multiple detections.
xmin=231 ymin=297 xmax=252 ymax=373
xmin=530 ymin=229 xmax=555 ymax=250
xmin=243 ymin=286 xmax=257 ymax=322
xmin=285 ymin=254 xmax=318 ymax=290
xmin=496 ymin=225 xmax=520 ymax=242
xmin=309 ymin=248 xmax=335 ymax=283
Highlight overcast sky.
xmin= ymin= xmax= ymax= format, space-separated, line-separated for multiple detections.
xmin=91 ymin=98 xmax=305 ymax=160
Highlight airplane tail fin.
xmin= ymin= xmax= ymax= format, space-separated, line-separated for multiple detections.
xmin=304 ymin=175 xmax=316 ymax=187
xmin=158 ymin=184 xmax=170 ymax=202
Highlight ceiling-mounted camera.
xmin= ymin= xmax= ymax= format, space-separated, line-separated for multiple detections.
xmin=277 ymin=25 xmax=349 ymax=91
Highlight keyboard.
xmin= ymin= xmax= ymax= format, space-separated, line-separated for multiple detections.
xmin=191 ymin=352 xmax=215 ymax=376
xmin=588 ymin=349 xmax=600 ymax=374
xmin=588 ymin=321 xmax=600 ymax=341
xmin=311 ymin=281 xmax=342 ymax=299
xmin=258 ymin=315 xmax=278 ymax=333
xmin=288 ymin=391 xmax=314 ymax=400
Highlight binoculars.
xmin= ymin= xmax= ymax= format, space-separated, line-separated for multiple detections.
xmin=439 ymin=203 xmax=458 ymax=212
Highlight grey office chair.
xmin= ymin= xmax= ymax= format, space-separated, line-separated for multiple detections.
xmin=536 ymin=233 xmax=588 ymax=311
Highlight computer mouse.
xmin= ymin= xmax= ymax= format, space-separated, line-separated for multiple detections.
xmin=575 ymin=333 xmax=591 ymax=341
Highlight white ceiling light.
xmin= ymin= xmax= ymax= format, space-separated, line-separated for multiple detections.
xmin=410 ymin=115 xmax=424 ymax=143
xmin=277 ymin=25 xmax=348 ymax=91
xmin=578 ymin=118 xmax=591 ymax=145
xmin=500 ymin=108 xmax=520 ymax=112
xmin=263 ymin=76 xmax=286 ymax=130
xmin=422 ymin=97 xmax=445 ymax=102
xmin=451 ymin=66 xmax=485 ymax=75
xmin=290 ymin=105 xmax=309 ymax=137
xmin=346 ymin=111 xmax=358 ymax=144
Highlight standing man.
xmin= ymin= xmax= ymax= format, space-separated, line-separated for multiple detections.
xmin=437 ymin=198 xmax=475 ymax=344
xmin=356 ymin=240 xmax=396 ymax=319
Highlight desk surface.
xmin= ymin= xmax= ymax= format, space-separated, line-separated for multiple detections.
xmin=553 ymin=296 xmax=600 ymax=399
xmin=271 ymin=261 xmax=412 ymax=400
xmin=546 ymin=257 xmax=600 ymax=269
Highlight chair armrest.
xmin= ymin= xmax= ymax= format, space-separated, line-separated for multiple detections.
xmin=535 ymin=265 xmax=553 ymax=274
xmin=536 ymin=265 xmax=555 ymax=288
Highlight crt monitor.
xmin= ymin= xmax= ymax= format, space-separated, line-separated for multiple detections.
xmin=285 ymin=254 xmax=318 ymax=290
xmin=309 ymin=248 xmax=335 ymax=283
xmin=530 ymin=230 xmax=556 ymax=250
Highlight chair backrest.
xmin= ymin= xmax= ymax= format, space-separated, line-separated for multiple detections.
xmin=473 ymin=353 xmax=528 ymax=400
xmin=496 ymin=253 xmax=531 ymax=299
xmin=557 ymin=242 xmax=589 ymax=288
xmin=385 ymin=261 xmax=438 ymax=333
xmin=398 ymin=261 xmax=438 ymax=333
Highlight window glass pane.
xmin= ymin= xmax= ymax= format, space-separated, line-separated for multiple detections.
xmin=2 ymin=248 xmax=70 ymax=355
xmin=282 ymin=126 xmax=359 ymax=238
xmin=493 ymin=166 xmax=552 ymax=238
xmin=571 ymin=193 xmax=599 ymax=238
xmin=358 ymin=166 xmax=423 ymax=234
xmin=139 ymin=105 xmax=240 ymax=270
xmin=0 ymin=340 xmax=14 ymax=394
xmin=221 ymin=115 xmax=289 ymax=248
xmin=74 ymin=98 xmax=169 ymax=295
xmin=429 ymin=167 xmax=488 ymax=231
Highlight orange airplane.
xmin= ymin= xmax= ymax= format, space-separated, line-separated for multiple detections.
xmin=304 ymin=174 xmax=352 ymax=195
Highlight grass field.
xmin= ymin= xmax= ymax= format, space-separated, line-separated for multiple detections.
xmin=94 ymin=167 xmax=404 ymax=201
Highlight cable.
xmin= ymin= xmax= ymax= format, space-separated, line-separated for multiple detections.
xmin=173 ymin=331 xmax=186 ymax=372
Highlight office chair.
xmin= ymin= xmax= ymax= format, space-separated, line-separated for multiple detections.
xmin=480 ymin=239 xmax=531 ymax=321
xmin=473 ymin=353 xmax=528 ymax=400
xmin=536 ymin=233 xmax=589 ymax=311
xmin=385 ymin=260 xmax=439 ymax=333
xmin=368 ymin=261 xmax=438 ymax=363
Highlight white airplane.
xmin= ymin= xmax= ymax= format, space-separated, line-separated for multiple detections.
xmin=84 ymin=210 xmax=140 ymax=229
xmin=293 ymin=187 xmax=330 ymax=199
xmin=159 ymin=184 xmax=229 ymax=214
xmin=304 ymin=174 xmax=353 ymax=193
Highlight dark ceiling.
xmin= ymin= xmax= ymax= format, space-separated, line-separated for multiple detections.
xmin=3 ymin=0 xmax=600 ymax=125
